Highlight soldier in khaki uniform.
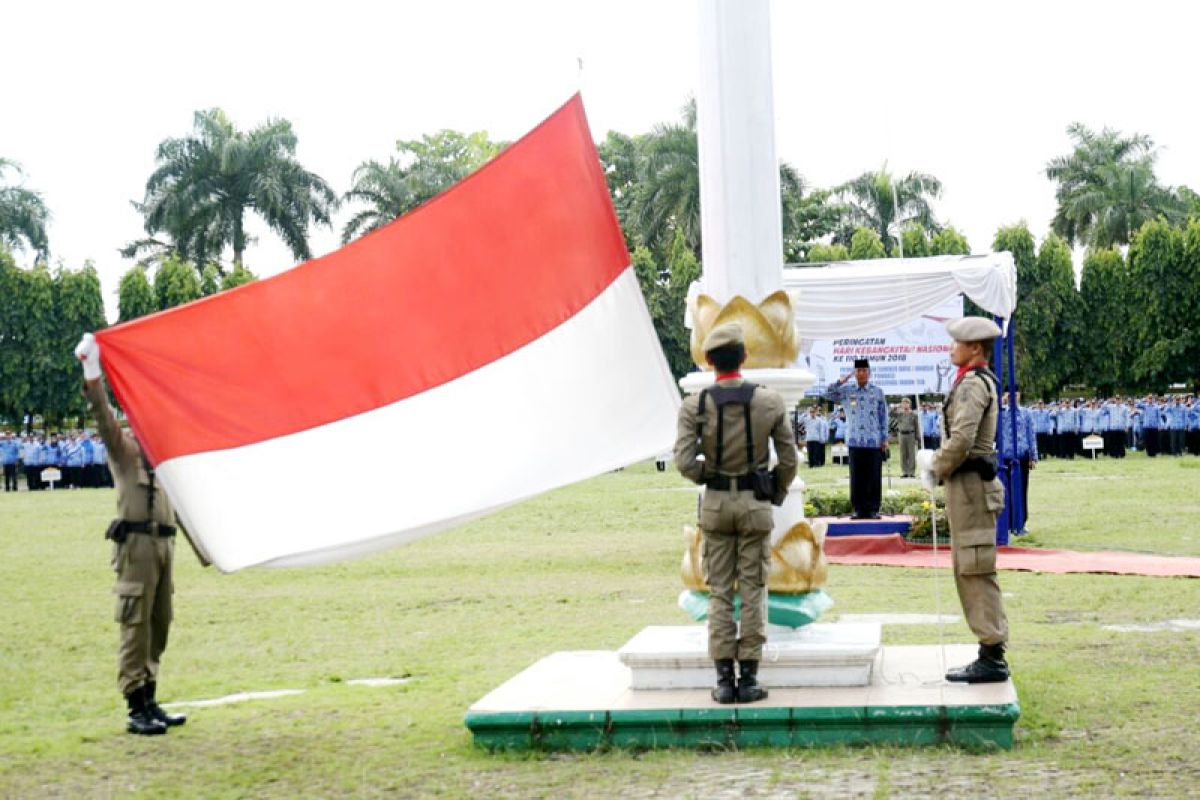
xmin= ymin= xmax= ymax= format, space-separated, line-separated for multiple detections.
xmin=675 ymin=323 xmax=798 ymax=703
xmin=893 ymin=397 xmax=919 ymax=477
xmin=917 ymin=317 xmax=1010 ymax=683
xmin=75 ymin=333 xmax=195 ymax=735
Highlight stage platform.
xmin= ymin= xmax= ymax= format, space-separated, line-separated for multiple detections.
xmin=816 ymin=515 xmax=913 ymax=537
xmin=465 ymin=644 xmax=1018 ymax=751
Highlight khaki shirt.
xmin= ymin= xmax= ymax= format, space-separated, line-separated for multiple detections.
xmin=933 ymin=369 xmax=998 ymax=478
xmin=893 ymin=409 xmax=918 ymax=435
xmin=674 ymin=378 xmax=798 ymax=494
xmin=84 ymin=379 xmax=176 ymax=526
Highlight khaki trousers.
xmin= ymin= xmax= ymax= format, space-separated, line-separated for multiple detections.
xmin=899 ymin=432 xmax=918 ymax=475
xmin=946 ymin=474 xmax=1008 ymax=645
xmin=701 ymin=488 xmax=773 ymax=661
xmin=112 ymin=533 xmax=175 ymax=696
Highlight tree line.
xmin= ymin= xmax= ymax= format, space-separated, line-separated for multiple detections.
xmin=2 ymin=104 xmax=1197 ymax=425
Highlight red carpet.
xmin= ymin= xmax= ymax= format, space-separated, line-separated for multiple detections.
xmin=825 ymin=534 xmax=1200 ymax=577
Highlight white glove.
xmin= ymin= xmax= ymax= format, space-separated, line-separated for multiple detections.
xmin=74 ymin=333 xmax=101 ymax=381
xmin=916 ymin=449 xmax=936 ymax=491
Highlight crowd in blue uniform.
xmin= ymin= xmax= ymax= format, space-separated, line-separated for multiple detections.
xmin=0 ymin=430 xmax=113 ymax=491
xmin=1022 ymin=394 xmax=1200 ymax=460
xmin=792 ymin=394 xmax=1199 ymax=463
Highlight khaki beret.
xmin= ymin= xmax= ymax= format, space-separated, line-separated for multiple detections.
xmin=702 ymin=322 xmax=745 ymax=352
xmin=946 ymin=316 xmax=1001 ymax=342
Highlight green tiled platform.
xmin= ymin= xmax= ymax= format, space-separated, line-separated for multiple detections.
xmin=466 ymin=645 xmax=1018 ymax=751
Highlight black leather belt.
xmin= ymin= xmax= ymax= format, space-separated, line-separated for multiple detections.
xmin=124 ymin=521 xmax=176 ymax=537
xmin=705 ymin=475 xmax=754 ymax=491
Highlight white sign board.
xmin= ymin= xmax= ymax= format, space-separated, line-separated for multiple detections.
xmin=800 ymin=295 xmax=964 ymax=397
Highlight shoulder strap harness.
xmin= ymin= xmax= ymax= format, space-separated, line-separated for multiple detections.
xmin=698 ymin=382 xmax=758 ymax=478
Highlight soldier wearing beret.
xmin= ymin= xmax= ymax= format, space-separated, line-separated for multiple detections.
xmin=75 ymin=333 xmax=197 ymax=735
xmin=917 ymin=316 xmax=1010 ymax=683
xmin=675 ymin=323 xmax=798 ymax=704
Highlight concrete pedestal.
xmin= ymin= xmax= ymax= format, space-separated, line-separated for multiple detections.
xmin=617 ymin=624 xmax=880 ymax=689
xmin=465 ymin=644 xmax=1020 ymax=751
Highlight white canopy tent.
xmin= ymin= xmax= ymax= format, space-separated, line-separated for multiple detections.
xmin=781 ymin=253 xmax=1016 ymax=340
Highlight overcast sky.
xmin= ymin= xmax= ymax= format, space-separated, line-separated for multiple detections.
xmin=4 ymin=0 xmax=1197 ymax=322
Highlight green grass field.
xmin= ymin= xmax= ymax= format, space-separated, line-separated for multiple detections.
xmin=1 ymin=452 xmax=1198 ymax=798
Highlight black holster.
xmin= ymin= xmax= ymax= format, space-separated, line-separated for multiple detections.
xmin=953 ymin=455 xmax=998 ymax=481
xmin=751 ymin=468 xmax=779 ymax=504
xmin=105 ymin=519 xmax=128 ymax=544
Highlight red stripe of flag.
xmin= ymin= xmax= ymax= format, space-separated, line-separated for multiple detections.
xmin=96 ymin=95 xmax=629 ymax=465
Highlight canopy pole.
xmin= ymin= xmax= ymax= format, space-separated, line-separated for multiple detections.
xmin=992 ymin=315 xmax=1021 ymax=546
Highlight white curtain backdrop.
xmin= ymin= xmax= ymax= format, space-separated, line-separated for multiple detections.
xmin=686 ymin=253 xmax=1017 ymax=339
xmin=782 ymin=254 xmax=1016 ymax=340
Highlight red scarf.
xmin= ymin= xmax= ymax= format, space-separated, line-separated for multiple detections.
xmin=954 ymin=360 xmax=988 ymax=387
xmin=715 ymin=371 xmax=742 ymax=382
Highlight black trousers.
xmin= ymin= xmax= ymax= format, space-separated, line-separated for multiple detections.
xmin=1187 ymin=430 xmax=1200 ymax=456
xmin=1036 ymin=433 xmax=1050 ymax=460
xmin=3 ymin=463 xmax=16 ymax=491
xmin=1056 ymin=433 xmax=1071 ymax=459
xmin=922 ymin=435 xmax=940 ymax=450
xmin=848 ymin=447 xmax=883 ymax=518
xmin=1145 ymin=429 xmax=1159 ymax=456
xmin=806 ymin=441 xmax=825 ymax=467
xmin=24 ymin=465 xmax=40 ymax=490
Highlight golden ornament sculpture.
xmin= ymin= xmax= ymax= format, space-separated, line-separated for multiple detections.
xmin=689 ymin=291 xmax=800 ymax=370
xmin=680 ymin=519 xmax=828 ymax=594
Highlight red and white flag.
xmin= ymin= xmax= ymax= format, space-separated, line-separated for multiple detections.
xmin=96 ymin=95 xmax=680 ymax=572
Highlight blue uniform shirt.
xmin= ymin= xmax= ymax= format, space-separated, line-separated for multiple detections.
xmin=921 ymin=409 xmax=941 ymax=438
xmin=999 ymin=404 xmax=1038 ymax=460
xmin=825 ymin=381 xmax=888 ymax=448
xmin=1188 ymin=404 xmax=1200 ymax=431
xmin=1166 ymin=401 xmax=1188 ymax=431
xmin=1139 ymin=401 xmax=1162 ymax=430
xmin=64 ymin=440 xmax=84 ymax=467
xmin=803 ymin=414 xmax=829 ymax=443
xmin=1105 ymin=402 xmax=1128 ymax=432
xmin=92 ymin=440 xmax=108 ymax=465
xmin=0 ymin=439 xmax=18 ymax=465
xmin=831 ymin=412 xmax=847 ymax=441
xmin=21 ymin=442 xmax=40 ymax=466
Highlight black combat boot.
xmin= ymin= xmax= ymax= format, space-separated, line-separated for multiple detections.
xmin=711 ymin=659 xmax=736 ymax=704
xmin=945 ymin=642 xmax=1010 ymax=684
xmin=125 ymin=685 xmax=168 ymax=735
xmin=145 ymin=681 xmax=187 ymax=727
xmin=736 ymin=660 xmax=769 ymax=703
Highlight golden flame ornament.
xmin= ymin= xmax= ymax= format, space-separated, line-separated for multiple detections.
xmin=680 ymin=519 xmax=828 ymax=594
xmin=689 ymin=291 xmax=800 ymax=370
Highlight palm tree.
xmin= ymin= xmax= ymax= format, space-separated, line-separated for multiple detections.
xmin=339 ymin=158 xmax=417 ymax=243
xmin=340 ymin=130 xmax=503 ymax=244
xmin=835 ymin=165 xmax=942 ymax=255
xmin=0 ymin=159 xmax=50 ymax=259
xmin=136 ymin=109 xmax=336 ymax=268
xmin=1045 ymin=123 xmax=1184 ymax=248
xmin=634 ymin=99 xmax=701 ymax=257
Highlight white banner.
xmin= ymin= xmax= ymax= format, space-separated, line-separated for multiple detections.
xmin=800 ymin=295 xmax=964 ymax=397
